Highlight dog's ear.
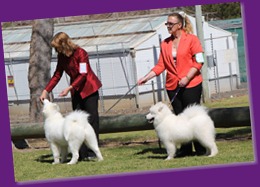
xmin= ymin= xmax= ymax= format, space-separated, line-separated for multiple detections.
xmin=158 ymin=106 xmax=163 ymax=112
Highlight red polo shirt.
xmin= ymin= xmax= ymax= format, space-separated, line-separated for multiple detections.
xmin=152 ymin=30 xmax=203 ymax=90
xmin=45 ymin=47 xmax=102 ymax=99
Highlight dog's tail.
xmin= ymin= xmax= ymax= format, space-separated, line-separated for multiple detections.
xmin=182 ymin=104 xmax=209 ymax=119
xmin=64 ymin=110 xmax=90 ymax=128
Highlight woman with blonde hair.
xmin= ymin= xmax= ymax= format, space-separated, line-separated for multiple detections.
xmin=138 ymin=12 xmax=206 ymax=157
xmin=40 ymin=32 xmax=102 ymax=160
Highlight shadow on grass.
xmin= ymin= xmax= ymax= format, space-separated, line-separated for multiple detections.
xmin=35 ymin=154 xmax=53 ymax=164
xmin=216 ymin=127 xmax=252 ymax=141
xmin=136 ymin=147 xmax=166 ymax=155
xmin=35 ymin=154 xmax=95 ymax=164
xmin=135 ymin=147 xmax=167 ymax=159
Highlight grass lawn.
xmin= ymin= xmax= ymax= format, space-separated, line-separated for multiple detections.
xmin=13 ymin=129 xmax=254 ymax=182
xmin=12 ymin=94 xmax=255 ymax=182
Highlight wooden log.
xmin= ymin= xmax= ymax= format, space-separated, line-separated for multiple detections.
xmin=11 ymin=123 xmax=46 ymax=140
xmin=99 ymin=113 xmax=151 ymax=133
xmin=10 ymin=106 xmax=251 ymax=140
xmin=208 ymin=106 xmax=251 ymax=128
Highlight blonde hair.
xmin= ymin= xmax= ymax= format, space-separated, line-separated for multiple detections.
xmin=168 ymin=12 xmax=193 ymax=34
xmin=51 ymin=32 xmax=78 ymax=57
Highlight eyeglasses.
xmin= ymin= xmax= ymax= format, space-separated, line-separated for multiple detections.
xmin=165 ymin=22 xmax=179 ymax=27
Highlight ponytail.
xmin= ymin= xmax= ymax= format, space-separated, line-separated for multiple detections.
xmin=179 ymin=11 xmax=193 ymax=34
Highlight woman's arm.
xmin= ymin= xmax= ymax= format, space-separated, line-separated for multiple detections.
xmin=59 ymin=85 xmax=73 ymax=97
xmin=178 ymin=67 xmax=199 ymax=87
xmin=137 ymin=71 xmax=156 ymax=85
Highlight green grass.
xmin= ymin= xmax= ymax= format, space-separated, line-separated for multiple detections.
xmin=204 ymin=95 xmax=249 ymax=108
xmin=13 ymin=94 xmax=255 ymax=182
xmin=13 ymin=133 xmax=254 ymax=182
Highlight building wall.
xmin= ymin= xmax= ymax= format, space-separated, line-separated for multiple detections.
xmin=5 ymin=15 xmax=241 ymax=106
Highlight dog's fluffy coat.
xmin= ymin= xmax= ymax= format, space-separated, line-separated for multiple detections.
xmin=146 ymin=102 xmax=218 ymax=160
xmin=42 ymin=99 xmax=103 ymax=164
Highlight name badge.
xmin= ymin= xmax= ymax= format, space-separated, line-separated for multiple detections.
xmin=79 ymin=62 xmax=87 ymax=73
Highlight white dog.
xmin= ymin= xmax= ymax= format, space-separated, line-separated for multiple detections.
xmin=42 ymin=99 xmax=103 ymax=164
xmin=146 ymin=102 xmax=218 ymax=160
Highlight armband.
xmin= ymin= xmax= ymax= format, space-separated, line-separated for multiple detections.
xmin=195 ymin=52 xmax=204 ymax=63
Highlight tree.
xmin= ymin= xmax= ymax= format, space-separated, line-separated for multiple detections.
xmin=202 ymin=2 xmax=241 ymax=20
xmin=184 ymin=2 xmax=241 ymax=21
xmin=28 ymin=19 xmax=54 ymax=122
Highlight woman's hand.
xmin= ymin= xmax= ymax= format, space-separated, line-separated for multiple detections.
xmin=40 ymin=90 xmax=48 ymax=103
xmin=59 ymin=86 xmax=73 ymax=97
xmin=178 ymin=76 xmax=190 ymax=87
xmin=137 ymin=77 xmax=148 ymax=85
xmin=137 ymin=71 xmax=156 ymax=86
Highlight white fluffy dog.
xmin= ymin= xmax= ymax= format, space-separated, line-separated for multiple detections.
xmin=42 ymin=99 xmax=103 ymax=164
xmin=146 ymin=102 xmax=218 ymax=160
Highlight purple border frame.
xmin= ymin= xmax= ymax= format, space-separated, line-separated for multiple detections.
xmin=0 ymin=0 xmax=259 ymax=187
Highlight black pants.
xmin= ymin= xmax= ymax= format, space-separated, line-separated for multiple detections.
xmin=167 ymin=83 xmax=206 ymax=155
xmin=72 ymin=91 xmax=100 ymax=158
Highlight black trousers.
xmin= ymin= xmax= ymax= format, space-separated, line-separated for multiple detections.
xmin=167 ymin=83 xmax=206 ymax=155
xmin=72 ymin=91 xmax=100 ymax=158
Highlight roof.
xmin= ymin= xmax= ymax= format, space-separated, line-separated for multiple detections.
xmin=209 ymin=18 xmax=242 ymax=30
xmin=3 ymin=15 xmax=167 ymax=60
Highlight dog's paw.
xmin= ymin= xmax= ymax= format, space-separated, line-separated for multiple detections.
xmin=67 ymin=162 xmax=77 ymax=165
xmin=208 ymin=153 xmax=217 ymax=157
xmin=52 ymin=162 xmax=60 ymax=165
xmin=67 ymin=160 xmax=78 ymax=164
xmin=165 ymin=156 xmax=173 ymax=161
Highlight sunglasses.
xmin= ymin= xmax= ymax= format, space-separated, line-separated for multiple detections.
xmin=165 ymin=22 xmax=179 ymax=27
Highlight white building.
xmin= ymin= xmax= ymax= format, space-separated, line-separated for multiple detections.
xmin=3 ymin=13 xmax=242 ymax=110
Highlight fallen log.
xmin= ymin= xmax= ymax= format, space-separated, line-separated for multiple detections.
xmin=208 ymin=106 xmax=251 ymax=128
xmin=10 ymin=106 xmax=251 ymax=140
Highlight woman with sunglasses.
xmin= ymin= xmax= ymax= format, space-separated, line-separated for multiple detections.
xmin=138 ymin=12 xmax=206 ymax=157
xmin=40 ymin=32 xmax=102 ymax=161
